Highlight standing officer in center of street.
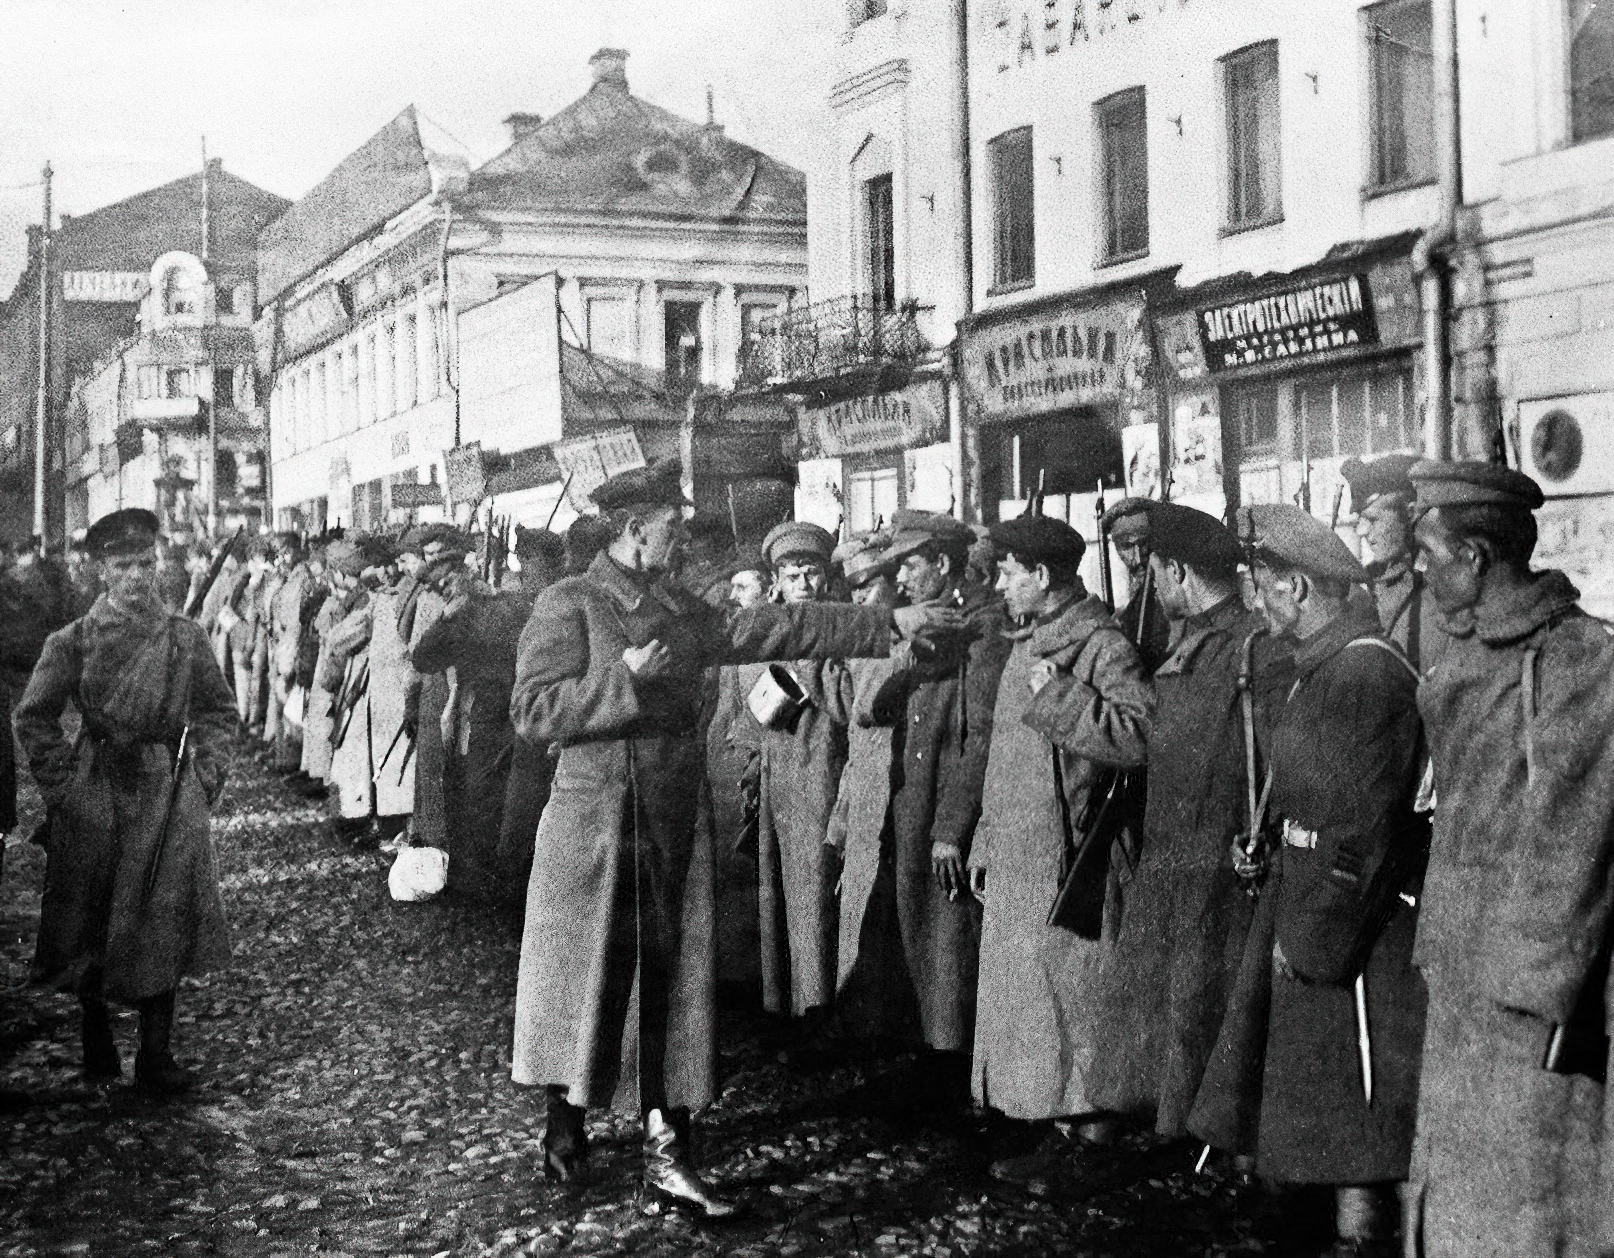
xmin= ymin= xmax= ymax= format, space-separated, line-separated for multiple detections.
xmin=507 ymin=459 xmax=961 ymax=1215
xmin=1191 ymin=504 xmax=1427 ymax=1258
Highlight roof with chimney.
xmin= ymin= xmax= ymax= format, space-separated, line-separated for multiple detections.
xmin=257 ymin=107 xmax=437 ymax=304
xmin=466 ymin=49 xmax=806 ymax=226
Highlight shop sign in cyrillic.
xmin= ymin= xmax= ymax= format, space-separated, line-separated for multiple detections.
xmin=801 ymin=380 xmax=947 ymax=459
xmin=962 ymin=294 xmax=1146 ymax=422
xmin=1198 ymin=273 xmax=1379 ymax=372
xmin=62 ymin=271 xmax=149 ymax=303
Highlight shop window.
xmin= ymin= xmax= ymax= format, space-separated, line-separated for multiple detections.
xmin=1572 ymin=0 xmax=1614 ymax=143
xmin=866 ymin=173 xmax=896 ymax=310
xmin=1366 ymin=2 xmax=1434 ymax=188
xmin=664 ymin=300 xmax=704 ymax=392
xmin=1230 ymin=382 xmax=1281 ymax=455
xmin=1223 ymin=42 xmax=1283 ymax=230
xmin=847 ymin=466 xmax=900 ymax=534
xmin=214 ymin=368 xmax=235 ymax=411
xmin=1297 ymin=366 xmax=1414 ymax=459
xmin=587 ymin=297 xmax=631 ymax=360
xmin=989 ymin=127 xmax=1036 ymax=289
xmin=1098 ymin=87 xmax=1149 ymax=261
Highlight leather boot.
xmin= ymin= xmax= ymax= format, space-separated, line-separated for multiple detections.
xmin=80 ymin=996 xmax=120 ymax=1080
xmin=134 ymin=990 xmax=194 ymax=1095
xmin=642 ymin=1107 xmax=737 ymax=1218
xmin=1331 ymin=1184 xmax=1398 ymax=1257
xmin=541 ymin=1086 xmax=589 ymax=1183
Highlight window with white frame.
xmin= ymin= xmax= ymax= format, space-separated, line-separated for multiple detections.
xmin=1223 ymin=42 xmax=1283 ymax=230
xmin=1366 ymin=1 xmax=1434 ymax=188
xmin=846 ymin=466 xmax=900 ymax=534
xmin=1098 ymin=87 xmax=1149 ymax=261
xmin=989 ymin=127 xmax=1035 ymax=289
xmin=397 ymin=313 xmax=418 ymax=412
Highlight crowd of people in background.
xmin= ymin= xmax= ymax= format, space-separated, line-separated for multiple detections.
xmin=4 ymin=448 xmax=1611 ymax=1258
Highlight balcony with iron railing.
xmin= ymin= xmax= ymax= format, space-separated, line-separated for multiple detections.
xmin=738 ymin=294 xmax=930 ymax=390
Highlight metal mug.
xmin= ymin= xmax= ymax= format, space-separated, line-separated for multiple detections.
xmin=746 ymin=663 xmax=809 ymax=729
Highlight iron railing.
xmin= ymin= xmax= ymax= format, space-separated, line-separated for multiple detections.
xmin=738 ymin=294 xmax=929 ymax=388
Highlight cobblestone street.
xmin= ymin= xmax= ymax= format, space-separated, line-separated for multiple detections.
xmin=2 ymin=741 xmax=1314 ymax=1258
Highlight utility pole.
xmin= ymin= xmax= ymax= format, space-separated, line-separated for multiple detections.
xmin=200 ymin=136 xmax=210 ymax=263
xmin=33 ymin=160 xmax=52 ymax=550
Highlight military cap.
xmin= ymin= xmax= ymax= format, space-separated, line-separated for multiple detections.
xmin=325 ymin=538 xmax=366 ymax=576
xmin=1340 ymin=453 xmax=1419 ymax=509
xmin=515 ymin=525 xmax=565 ymax=563
xmin=762 ymin=520 xmax=836 ymax=568
xmin=84 ymin=508 xmax=160 ymax=558
xmin=881 ymin=509 xmax=977 ymax=565
xmin=1147 ymin=502 xmax=1243 ymax=572
xmin=834 ymin=530 xmax=896 ymax=588
xmin=1237 ymin=504 xmax=1368 ymax=583
xmin=1409 ymin=460 xmax=1544 ymax=512
xmin=988 ymin=515 xmax=1087 ymax=568
xmin=589 ymin=457 xmax=690 ymax=512
xmin=1100 ymin=497 xmax=1155 ymax=544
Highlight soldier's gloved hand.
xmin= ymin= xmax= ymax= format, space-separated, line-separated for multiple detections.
xmin=892 ymin=604 xmax=966 ymax=649
xmin=623 ymin=639 xmax=672 ymax=679
xmin=932 ymin=842 xmax=966 ymax=900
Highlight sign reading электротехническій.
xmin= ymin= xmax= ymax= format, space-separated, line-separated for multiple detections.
xmin=1197 ymin=273 xmax=1380 ymax=373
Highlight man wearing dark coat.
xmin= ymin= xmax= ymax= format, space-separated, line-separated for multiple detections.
xmin=1190 ymin=504 xmax=1427 ymax=1257
xmin=1099 ymin=497 xmax=1173 ymax=676
xmin=15 ymin=509 xmax=236 ymax=1093
xmin=1404 ymin=462 xmax=1614 ymax=1258
xmin=506 ymin=459 xmax=959 ymax=1215
xmin=1087 ymin=504 xmax=1293 ymax=1140
xmin=1341 ymin=453 xmax=1451 ymax=675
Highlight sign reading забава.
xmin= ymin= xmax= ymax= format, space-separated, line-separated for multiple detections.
xmin=1197 ymin=274 xmax=1379 ymax=372
xmin=62 ymin=272 xmax=149 ymax=303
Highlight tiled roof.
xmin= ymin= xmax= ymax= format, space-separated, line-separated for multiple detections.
xmin=258 ymin=107 xmax=434 ymax=303
xmin=467 ymin=80 xmax=805 ymax=226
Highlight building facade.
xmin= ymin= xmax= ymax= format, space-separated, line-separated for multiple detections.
xmin=261 ymin=51 xmax=808 ymax=539
xmin=0 ymin=163 xmax=285 ymax=546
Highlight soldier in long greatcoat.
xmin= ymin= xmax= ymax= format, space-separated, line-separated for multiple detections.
xmin=1087 ymin=505 xmax=1293 ymax=1140
xmin=16 ymin=509 xmax=236 ymax=1093
xmin=507 ymin=460 xmax=959 ymax=1215
xmin=1190 ymin=505 xmax=1427 ymax=1257
xmin=967 ymin=516 xmax=1153 ymax=1187
xmin=1403 ymin=462 xmax=1614 ymax=1258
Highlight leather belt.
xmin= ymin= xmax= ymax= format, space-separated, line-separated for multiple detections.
xmin=1282 ymin=819 xmax=1318 ymax=849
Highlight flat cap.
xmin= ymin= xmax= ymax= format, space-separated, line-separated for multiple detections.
xmin=1237 ymin=504 xmax=1368 ymax=583
xmin=589 ymin=457 xmax=690 ymax=512
xmin=1409 ymin=460 xmax=1544 ymax=512
xmin=1340 ymin=453 xmax=1419 ymax=508
xmin=762 ymin=520 xmax=836 ymax=567
xmin=988 ymin=515 xmax=1087 ymax=568
xmin=325 ymin=538 xmax=366 ymax=576
xmin=1147 ymin=502 xmax=1243 ymax=572
xmin=834 ymin=530 xmax=896 ymax=587
xmin=881 ymin=509 xmax=977 ymax=565
xmin=1100 ymin=497 xmax=1155 ymax=544
xmin=85 ymin=508 xmax=160 ymax=558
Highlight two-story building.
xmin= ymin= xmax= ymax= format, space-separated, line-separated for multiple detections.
xmin=261 ymin=50 xmax=809 ymax=539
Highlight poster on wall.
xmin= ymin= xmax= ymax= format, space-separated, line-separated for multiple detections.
xmin=551 ymin=426 xmax=646 ymax=511
xmin=1170 ymin=399 xmax=1225 ymax=508
xmin=1121 ymin=424 xmax=1160 ymax=500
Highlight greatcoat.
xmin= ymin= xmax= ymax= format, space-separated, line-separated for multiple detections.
xmin=1087 ymin=596 xmax=1293 ymax=1136
xmin=325 ymin=584 xmax=415 ymax=820
xmin=834 ymin=586 xmax=1007 ymax=1052
xmin=731 ymin=652 xmax=853 ymax=1017
xmin=398 ymin=582 xmax=450 ymax=849
xmin=300 ymin=585 xmax=351 ymax=782
xmin=705 ymin=663 xmax=762 ymax=990
xmin=267 ymin=562 xmax=312 ymax=770
xmin=17 ymin=595 xmax=236 ymax=1003
xmin=969 ymin=591 xmax=1152 ymax=1120
xmin=1189 ymin=610 xmax=1427 ymax=1184
xmin=1368 ymin=557 xmax=1451 ymax=675
xmin=1408 ymin=571 xmax=1614 ymax=1258
xmin=508 ymin=552 xmax=894 ymax=1113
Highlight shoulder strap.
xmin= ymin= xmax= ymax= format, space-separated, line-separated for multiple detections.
xmin=1344 ymin=635 xmax=1421 ymax=685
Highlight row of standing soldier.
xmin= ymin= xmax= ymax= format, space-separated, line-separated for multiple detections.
xmin=8 ymin=450 xmax=1612 ymax=1256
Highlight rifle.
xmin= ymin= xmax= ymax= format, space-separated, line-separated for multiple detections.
xmin=1330 ymin=483 xmax=1346 ymax=531
xmin=143 ymin=725 xmax=191 ymax=898
xmin=1094 ymin=478 xmax=1115 ymax=612
xmin=183 ymin=524 xmax=247 ymax=618
xmin=331 ymin=657 xmax=369 ymax=751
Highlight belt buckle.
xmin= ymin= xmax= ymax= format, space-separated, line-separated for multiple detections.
xmin=1282 ymin=819 xmax=1317 ymax=849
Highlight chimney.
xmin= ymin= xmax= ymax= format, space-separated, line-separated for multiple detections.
xmin=701 ymin=85 xmax=725 ymax=156
xmin=503 ymin=112 xmax=544 ymax=144
xmin=589 ymin=48 xmax=629 ymax=93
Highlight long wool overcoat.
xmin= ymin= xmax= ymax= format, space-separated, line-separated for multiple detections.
xmin=325 ymin=585 xmax=415 ymax=820
xmin=17 ymin=596 xmax=236 ymax=1004
xmin=508 ymin=552 xmax=893 ymax=1113
xmin=705 ymin=663 xmax=762 ymax=989
xmin=398 ymin=582 xmax=451 ymax=849
xmin=300 ymin=585 xmax=352 ymax=782
xmin=969 ymin=592 xmax=1152 ymax=1120
xmin=1408 ymin=571 xmax=1614 ymax=1258
xmin=413 ymin=585 xmax=534 ymax=901
xmin=1189 ymin=611 xmax=1427 ymax=1184
xmin=731 ymin=652 xmax=852 ymax=1018
xmin=1087 ymin=596 xmax=1293 ymax=1136
xmin=834 ymin=587 xmax=1007 ymax=1052
xmin=1368 ymin=558 xmax=1451 ymax=676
